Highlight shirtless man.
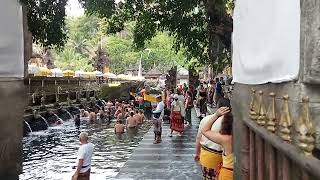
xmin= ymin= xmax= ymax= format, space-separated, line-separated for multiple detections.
xmin=114 ymin=106 xmax=123 ymax=118
xmin=126 ymin=111 xmax=137 ymax=128
xmin=134 ymin=110 xmax=142 ymax=125
xmin=126 ymin=111 xmax=138 ymax=139
xmin=80 ymin=109 xmax=89 ymax=118
xmin=117 ymin=110 xmax=125 ymax=121
xmin=139 ymin=110 xmax=144 ymax=123
xmin=114 ymin=119 xmax=126 ymax=133
xmin=89 ymin=110 xmax=96 ymax=122
xmin=106 ymin=100 xmax=113 ymax=112
xmin=125 ymin=108 xmax=131 ymax=118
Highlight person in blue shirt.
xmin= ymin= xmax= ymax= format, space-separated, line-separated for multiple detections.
xmin=214 ymin=78 xmax=223 ymax=106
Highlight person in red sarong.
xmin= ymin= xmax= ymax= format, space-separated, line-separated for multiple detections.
xmin=170 ymin=94 xmax=184 ymax=137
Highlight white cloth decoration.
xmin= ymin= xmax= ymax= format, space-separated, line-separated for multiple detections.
xmin=0 ymin=0 xmax=24 ymax=78
xmin=232 ymin=0 xmax=300 ymax=84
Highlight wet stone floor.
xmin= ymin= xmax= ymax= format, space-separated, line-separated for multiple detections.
xmin=116 ymin=109 xmax=202 ymax=180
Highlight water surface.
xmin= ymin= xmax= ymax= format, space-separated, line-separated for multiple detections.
xmin=20 ymin=119 xmax=152 ymax=180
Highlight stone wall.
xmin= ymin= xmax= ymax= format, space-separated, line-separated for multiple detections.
xmin=232 ymin=0 xmax=320 ymax=178
xmin=0 ymin=80 xmax=26 ymax=179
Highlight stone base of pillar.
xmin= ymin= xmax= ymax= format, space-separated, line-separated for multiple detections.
xmin=0 ymin=80 xmax=26 ymax=179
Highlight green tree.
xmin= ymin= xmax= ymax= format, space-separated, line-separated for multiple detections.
xmin=81 ymin=0 xmax=234 ymax=70
xmin=21 ymin=0 xmax=68 ymax=47
xmin=22 ymin=0 xmax=234 ymax=73
xmin=55 ymin=48 xmax=93 ymax=71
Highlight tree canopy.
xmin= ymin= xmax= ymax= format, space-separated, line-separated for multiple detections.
xmin=81 ymin=0 xmax=234 ymax=68
xmin=21 ymin=0 xmax=68 ymax=47
xmin=50 ymin=15 xmax=186 ymax=73
xmin=21 ymin=0 xmax=233 ymax=72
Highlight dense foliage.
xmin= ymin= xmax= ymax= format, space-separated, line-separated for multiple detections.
xmin=53 ymin=16 xmax=186 ymax=73
xmin=21 ymin=0 xmax=233 ymax=73
xmin=20 ymin=0 xmax=68 ymax=47
xmin=80 ymin=0 xmax=234 ymax=70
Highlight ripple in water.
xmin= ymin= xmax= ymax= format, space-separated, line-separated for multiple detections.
xmin=20 ymin=119 xmax=152 ymax=180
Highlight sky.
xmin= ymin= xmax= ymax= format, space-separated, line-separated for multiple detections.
xmin=66 ymin=0 xmax=84 ymax=17
xmin=66 ymin=0 xmax=123 ymax=17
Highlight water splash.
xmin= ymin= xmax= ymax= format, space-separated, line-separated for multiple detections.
xmin=39 ymin=115 xmax=50 ymax=127
xmin=24 ymin=120 xmax=33 ymax=133
xmin=53 ymin=113 xmax=60 ymax=119
xmin=66 ymin=110 xmax=73 ymax=120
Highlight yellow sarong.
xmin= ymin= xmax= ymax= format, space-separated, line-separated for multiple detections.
xmin=199 ymin=146 xmax=222 ymax=179
xmin=218 ymin=167 xmax=233 ymax=180
xmin=200 ymin=146 xmax=222 ymax=169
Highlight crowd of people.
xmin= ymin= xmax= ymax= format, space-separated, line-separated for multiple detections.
xmin=71 ymin=76 xmax=234 ymax=180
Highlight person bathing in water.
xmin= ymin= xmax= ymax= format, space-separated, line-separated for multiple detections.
xmin=134 ymin=110 xmax=142 ymax=125
xmin=74 ymin=114 xmax=80 ymax=127
xmin=126 ymin=111 xmax=138 ymax=129
xmin=126 ymin=111 xmax=138 ymax=140
xmin=139 ymin=109 xmax=144 ymax=123
xmin=80 ymin=109 xmax=89 ymax=118
xmin=114 ymin=119 xmax=126 ymax=133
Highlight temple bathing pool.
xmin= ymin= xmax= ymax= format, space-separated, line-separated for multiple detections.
xmin=20 ymin=119 xmax=152 ymax=180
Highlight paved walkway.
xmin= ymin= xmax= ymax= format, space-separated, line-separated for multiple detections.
xmin=116 ymin=109 xmax=202 ymax=180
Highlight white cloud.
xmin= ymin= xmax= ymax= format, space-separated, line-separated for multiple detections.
xmin=66 ymin=0 xmax=84 ymax=17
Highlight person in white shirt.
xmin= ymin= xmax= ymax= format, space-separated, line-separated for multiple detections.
xmin=152 ymin=95 xmax=165 ymax=144
xmin=72 ymin=132 xmax=94 ymax=180
xmin=194 ymin=98 xmax=231 ymax=179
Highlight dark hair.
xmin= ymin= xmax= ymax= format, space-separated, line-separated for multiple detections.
xmin=136 ymin=110 xmax=139 ymax=114
xmin=118 ymin=119 xmax=123 ymax=124
xmin=220 ymin=113 xmax=233 ymax=135
xmin=215 ymin=78 xmax=219 ymax=82
xmin=187 ymin=91 xmax=192 ymax=96
xmin=177 ymin=89 xmax=182 ymax=95
xmin=216 ymin=97 xmax=233 ymax=135
xmin=130 ymin=111 xmax=134 ymax=117
xmin=217 ymin=98 xmax=231 ymax=110
xmin=139 ymin=109 xmax=144 ymax=113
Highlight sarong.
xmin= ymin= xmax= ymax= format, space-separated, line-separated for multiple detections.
xmin=218 ymin=167 xmax=233 ymax=180
xmin=77 ymin=169 xmax=90 ymax=180
xmin=127 ymin=126 xmax=137 ymax=139
xmin=185 ymin=108 xmax=192 ymax=124
xmin=214 ymin=91 xmax=223 ymax=105
xmin=153 ymin=117 xmax=162 ymax=135
xmin=170 ymin=111 xmax=184 ymax=133
xmin=200 ymin=98 xmax=207 ymax=115
xmin=200 ymin=146 xmax=222 ymax=180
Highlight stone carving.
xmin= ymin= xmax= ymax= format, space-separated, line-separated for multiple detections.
xmin=266 ymin=92 xmax=277 ymax=133
xmin=279 ymin=95 xmax=292 ymax=143
xmin=165 ymin=66 xmax=177 ymax=90
xmin=257 ymin=91 xmax=267 ymax=126
xmin=42 ymin=48 xmax=55 ymax=69
xmin=296 ymin=96 xmax=315 ymax=155
xmin=92 ymin=46 xmax=110 ymax=73
xmin=249 ymin=89 xmax=259 ymax=121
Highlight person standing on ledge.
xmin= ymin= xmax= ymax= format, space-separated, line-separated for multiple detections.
xmin=72 ymin=132 xmax=94 ymax=180
xmin=152 ymin=95 xmax=165 ymax=144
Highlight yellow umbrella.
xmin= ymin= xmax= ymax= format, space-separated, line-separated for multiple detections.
xmin=34 ymin=67 xmax=52 ymax=77
xmin=63 ymin=70 xmax=75 ymax=77
xmin=82 ymin=72 xmax=96 ymax=79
